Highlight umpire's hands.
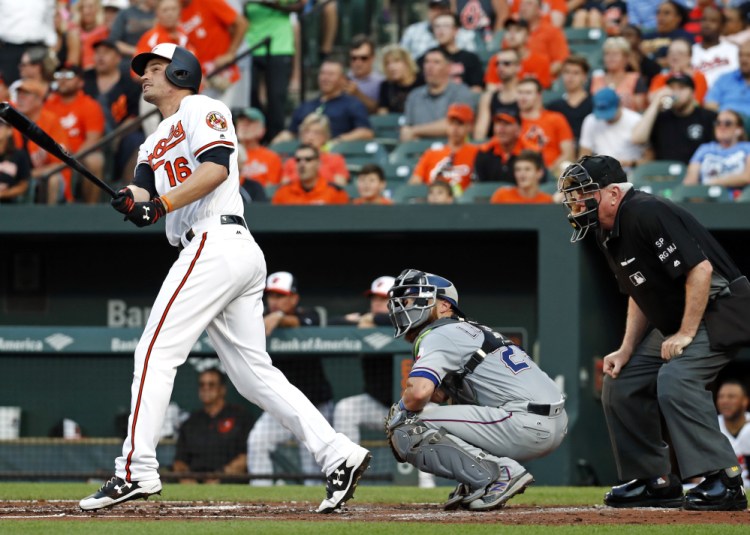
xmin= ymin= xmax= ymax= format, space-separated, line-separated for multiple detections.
xmin=602 ymin=348 xmax=632 ymax=379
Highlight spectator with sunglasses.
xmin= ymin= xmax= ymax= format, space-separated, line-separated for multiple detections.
xmin=683 ymin=109 xmax=750 ymax=195
xmin=344 ymin=34 xmax=383 ymax=114
xmin=272 ymin=144 xmax=349 ymax=205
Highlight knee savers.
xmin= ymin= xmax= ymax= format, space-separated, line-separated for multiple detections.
xmin=390 ymin=421 xmax=500 ymax=491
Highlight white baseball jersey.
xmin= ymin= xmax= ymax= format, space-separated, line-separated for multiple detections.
xmin=718 ymin=413 xmax=750 ymax=487
xmin=692 ymin=41 xmax=739 ymax=87
xmin=137 ymin=94 xmax=244 ymax=246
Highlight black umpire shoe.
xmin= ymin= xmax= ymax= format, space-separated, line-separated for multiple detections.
xmin=79 ymin=476 xmax=162 ymax=511
xmin=604 ymin=474 xmax=684 ymax=508
xmin=316 ymin=446 xmax=372 ymax=513
xmin=684 ymin=470 xmax=748 ymax=511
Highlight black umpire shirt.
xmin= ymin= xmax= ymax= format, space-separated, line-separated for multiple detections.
xmin=597 ymin=189 xmax=740 ymax=335
xmin=173 ymin=403 xmax=252 ymax=472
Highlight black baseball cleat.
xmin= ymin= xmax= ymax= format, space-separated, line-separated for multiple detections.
xmin=604 ymin=474 xmax=684 ymax=508
xmin=317 ymin=446 xmax=371 ymax=513
xmin=79 ymin=476 xmax=162 ymax=511
xmin=684 ymin=470 xmax=748 ymax=511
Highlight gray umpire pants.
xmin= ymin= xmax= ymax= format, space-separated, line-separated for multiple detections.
xmin=602 ymin=324 xmax=737 ymax=481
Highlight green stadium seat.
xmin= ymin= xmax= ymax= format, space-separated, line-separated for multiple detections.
xmin=737 ymin=186 xmax=750 ymax=202
xmin=669 ymin=184 xmax=733 ymax=203
xmin=381 ymin=162 xmax=413 ymax=182
xmin=629 ymin=160 xmax=686 ymax=186
xmin=328 ymin=140 xmax=389 ymax=171
xmin=392 ymin=183 xmax=430 ymax=204
xmin=457 ymin=182 xmax=505 ymax=204
xmin=564 ymin=27 xmax=606 ymax=46
xmin=369 ymin=113 xmax=404 ymax=140
xmin=268 ymin=140 xmax=300 ymax=160
xmin=637 ymin=180 xmax=683 ymax=198
xmin=389 ymin=139 xmax=446 ymax=166
xmin=539 ymin=181 xmax=560 ymax=194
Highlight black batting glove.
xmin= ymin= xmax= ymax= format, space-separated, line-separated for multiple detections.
xmin=111 ymin=187 xmax=135 ymax=215
xmin=125 ymin=197 xmax=168 ymax=227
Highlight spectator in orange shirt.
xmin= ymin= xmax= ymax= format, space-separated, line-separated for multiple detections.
xmin=517 ymin=78 xmax=574 ymax=174
xmin=353 ymin=163 xmax=393 ymax=205
xmin=484 ymin=19 xmax=552 ymax=92
xmin=409 ymin=103 xmax=479 ymax=194
xmin=517 ymin=0 xmax=569 ymax=75
xmin=281 ymin=113 xmax=349 ymax=187
xmin=235 ymin=107 xmax=282 ymax=192
xmin=135 ymin=0 xmax=191 ymax=58
xmin=648 ymin=38 xmax=708 ymax=103
xmin=272 ymin=144 xmax=349 ymax=205
xmin=180 ymin=0 xmax=248 ymax=107
xmin=12 ymin=80 xmax=70 ymax=205
xmin=490 ymin=150 xmax=553 ymax=203
xmin=67 ymin=0 xmax=110 ymax=71
xmin=510 ymin=0 xmax=567 ymax=27
xmin=43 ymin=66 xmax=106 ymax=204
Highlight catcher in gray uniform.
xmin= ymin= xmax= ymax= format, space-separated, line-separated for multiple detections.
xmin=384 ymin=269 xmax=568 ymax=511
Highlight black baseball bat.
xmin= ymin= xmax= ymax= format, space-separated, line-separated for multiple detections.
xmin=0 ymin=101 xmax=116 ymax=198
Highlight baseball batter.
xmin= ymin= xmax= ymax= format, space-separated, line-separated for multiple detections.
xmin=78 ymin=44 xmax=370 ymax=513
xmin=385 ymin=269 xmax=567 ymax=511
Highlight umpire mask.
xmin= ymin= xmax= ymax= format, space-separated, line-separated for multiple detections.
xmin=558 ymin=155 xmax=628 ymax=243
xmin=387 ymin=269 xmax=463 ymax=338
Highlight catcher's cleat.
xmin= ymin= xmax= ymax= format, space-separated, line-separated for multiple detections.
xmin=604 ymin=474 xmax=684 ymax=508
xmin=317 ymin=446 xmax=371 ymax=513
xmin=79 ymin=476 xmax=162 ymax=511
xmin=467 ymin=471 xmax=535 ymax=511
xmin=684 ymin=471 xmax=747 ymax=511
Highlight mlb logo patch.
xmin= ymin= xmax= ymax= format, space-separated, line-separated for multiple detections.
xmin=629 ymin=272 xmax=646 ymax=286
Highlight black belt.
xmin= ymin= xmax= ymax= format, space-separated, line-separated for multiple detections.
xmin=527 ymin=401 xmax=565 ymax=417
xmin=178 ymin=215 xmax=247 ymax=250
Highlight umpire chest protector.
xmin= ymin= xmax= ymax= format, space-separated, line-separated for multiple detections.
xmin=414 ymin=318 xmax=514 ymax=405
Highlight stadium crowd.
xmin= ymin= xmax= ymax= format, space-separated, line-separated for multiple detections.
xmin=1 ymin=0 xmax=750 ymax=206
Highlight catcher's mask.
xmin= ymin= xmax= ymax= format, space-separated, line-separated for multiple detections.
xmin=558 ymin=155 xmax=627 ymax=243
xmin=387 ymin=269 xmax=463 ymax=338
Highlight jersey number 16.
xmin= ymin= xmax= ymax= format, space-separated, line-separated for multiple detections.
xmin=165 ymin=157 xmax=192 ymax=187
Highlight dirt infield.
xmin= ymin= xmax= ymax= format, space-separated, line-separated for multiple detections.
xmin=1 ymin=500 xmax=748 ymax=524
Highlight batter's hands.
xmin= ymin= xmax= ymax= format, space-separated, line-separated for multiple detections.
xmin=661 ymin=333 xmax=693 ymax=361
xmin=602 ymin=348 xmax=632 ymax=379
xmin=111 ymin=187 xmax=135 ymax=215
xmin=125 ymin=197 xmax=168 ymax=227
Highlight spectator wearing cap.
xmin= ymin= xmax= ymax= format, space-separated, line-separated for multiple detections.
xmin=632 ymin=72 xmax=716 ymax=164
xmin=234 ymin=107 xmax=281 ymax=201
xmin=579 ymin=88 xmax=646 ymax=169
xmin=416 ymin=12 xmax=484 ymax=93
xmin=272 ymin=144 xmax=349 ymax=205
xmin=12 ymin=79 xmax=70 ymax=204
xmin=648 ymin=38 xmax=708 ymax=103
xmin=344 ymin=34 xmax=384 ymax=114
xmin=516 ymin=0 xmax=569 ymax=76
xmin=483 ymin=19 xmax=552 ymax=93
xmin=102 ymin=0 xmax=130 ymax=29
xmin=400 ymin=0 xmax=477 ymax=61
xmin=179 ymin=0 xmax=249 ymax=107
xmin=401 ymin=48 xmax=478 ymax=142
xmin=273 ymin=59 xmax=374 ymax=145
xmin=248 ymin=271 xmax=335 ymax=487
xmin=691 ymin=6 xmax=738 ymax=88
xmin=43 ymin=65 xmax=106 ymax=204
xmin=683 ymin=109 xmax=750 ymax=194
xmin=490 ymin=149 xmax=553 ymax=204
xmin=66 ymin=0 xmax=110 ymax=71
xmin=8 ymin=46 xmax=57 ymax=104
xmin=352 ymin=164 xmax=393 ymax=205
xmin=546 ymin=55 xmax=594 ymax=153
xmin=705 ymin=41 xmax=750 ymax=118
xmin=83 ymin=38 xmax=144 ymax=184
xmin=517 ymin=77 xmax=574 ymax=174
xmin=475 ymin=48 xmax=522 ymax=141
xmin=0 ymin=117 xmax=32 ymax=203
xmin=408 ymin=103 xmax=479 ymax=194
xmin=0 ymin=0 xmax=58 ymax=85
xmin=474 ymin=105 xmax=530 ymax=183
xmin=134 ymin=0 xmax=191 ymax=59
xmin=109 ymin=0 xmax=156 ymax=61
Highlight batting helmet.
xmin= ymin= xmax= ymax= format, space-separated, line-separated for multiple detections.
xmin=131 ymin=43 xmax=202 ymax=94
xmin=387 ymin=269 xmax=464 ymax=338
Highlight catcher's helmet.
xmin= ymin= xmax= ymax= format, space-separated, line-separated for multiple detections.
xmin=558 ymin=155 xmax=627 ymax=243
xmin=387 ymin=269 xmax=464 ymax=338
xmin=131 ymin=43 xmax=202 ymax=94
